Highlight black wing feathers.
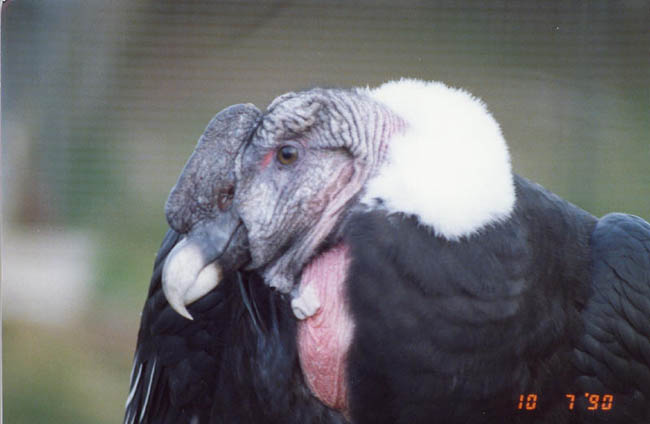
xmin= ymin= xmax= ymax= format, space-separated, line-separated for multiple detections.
xmin=126 ymin=230 xmax=229 ymax=423
xmin=574 ymin=213 xmax=650 ymax=423
xmin=125 ymin=230 xmax=347 ymax=423
xmin=344 ymin=176 xmax=598 ymax=424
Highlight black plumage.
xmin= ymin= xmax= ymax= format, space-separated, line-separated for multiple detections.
xmin=126 ymin=180 xmax=650 ymax=423
xmin=125 ymin=230 xmax=347 ymax=424
xmin=573 ymin=213 xmax=650 ymax=423
xmin=343 ymin=175 xmax=650 ymax=423
xmin=125 ymin=81 xmax=650 ymax=423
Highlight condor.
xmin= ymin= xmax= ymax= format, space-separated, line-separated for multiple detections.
xmin=125 ymin=79 xmax=650 ymax=424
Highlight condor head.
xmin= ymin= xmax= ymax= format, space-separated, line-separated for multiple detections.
xmin=162 ymin=80 xmax=515 ymax=320
xmin=161 ymin=103 xmax=259 ymax=319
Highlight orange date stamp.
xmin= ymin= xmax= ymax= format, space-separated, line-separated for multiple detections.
xmin=517 ymin=393 xmax=614 ymax=411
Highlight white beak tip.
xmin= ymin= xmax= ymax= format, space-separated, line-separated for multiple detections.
xmin=161 ymin=237 xmax=224 ymax=321
xmin=166 ymin=295 xmax=195 ymax=321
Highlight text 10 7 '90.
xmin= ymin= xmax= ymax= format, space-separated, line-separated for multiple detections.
xmin=517 ymin=393 xmax=614 ymax=411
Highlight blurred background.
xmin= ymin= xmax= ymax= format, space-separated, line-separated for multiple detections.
xmin=2 ymin=1 xmax=648 ymax=422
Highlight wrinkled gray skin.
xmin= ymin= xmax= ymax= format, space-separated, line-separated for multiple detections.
xmin=162 ymin=104 xmax=260 ymax=319
xmin=162 ymin=88 xmax=404 ymax=318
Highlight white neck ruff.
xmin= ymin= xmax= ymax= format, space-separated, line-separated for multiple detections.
xmin=360 ymin=79 xmax=516 ymax=240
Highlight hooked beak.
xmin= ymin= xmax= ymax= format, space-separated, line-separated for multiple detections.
xmin=162 ymin=214 xmax=240 ymax=320
xmin=160 ymin=103 xmax=260 ymax=319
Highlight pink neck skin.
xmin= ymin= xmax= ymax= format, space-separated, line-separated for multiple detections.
xmin=296 ymin=243 xmax=354 ymax=415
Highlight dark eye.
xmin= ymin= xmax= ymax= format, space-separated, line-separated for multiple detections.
xmin=277 ymin=145 xmax=299 ymax=165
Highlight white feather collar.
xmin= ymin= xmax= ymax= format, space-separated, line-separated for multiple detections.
xmin=360 ymin=79 xmax=516 ymax=240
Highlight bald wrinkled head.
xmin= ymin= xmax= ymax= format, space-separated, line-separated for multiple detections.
xmin=159 ymin=90 xmax=403 ymax=317
xmin=234 ymin=88 xmax=404 ymax=292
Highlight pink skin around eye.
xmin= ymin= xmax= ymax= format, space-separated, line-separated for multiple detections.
xmin=260 ymin=150 xmax=275 ymax=170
